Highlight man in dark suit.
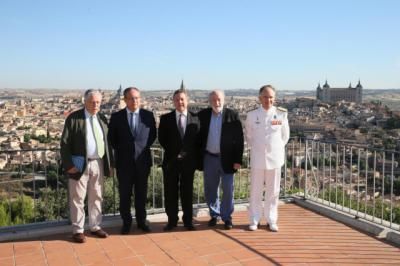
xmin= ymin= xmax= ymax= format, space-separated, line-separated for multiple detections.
xmin=61 ymin=89 xmax=112 ymax=243
xmin=108 ymin=87 xmax=156 ymax=234
xmin=158 ymin=88 xmax=200 ymax=231
xmin=198 ymin=90 xmax=244 ymax=230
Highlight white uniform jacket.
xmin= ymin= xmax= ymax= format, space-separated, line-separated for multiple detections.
xmin=245 ymin=106 xmax=290 ymax=170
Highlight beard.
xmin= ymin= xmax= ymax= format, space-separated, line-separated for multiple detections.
xmin=212 ymin=106 xmax=223 ymax=113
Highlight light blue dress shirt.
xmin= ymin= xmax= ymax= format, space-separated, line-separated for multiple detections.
xmin=206 ymin=110 xmax=223 ymax=154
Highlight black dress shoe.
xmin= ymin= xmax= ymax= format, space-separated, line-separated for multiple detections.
xmin=121 ymin=224 xmax=131 ymax=235
xmin=208 ymin=217 xmax=218 ymax=227
xmin=184 ymin=224 xmax=196 ymax=231
xmin=163 ymin=223 xmax=177 ymax=231
xmin=224 ymin=220 xmax=233 ymax=230
xmin=137 ymin=223 xmax=151 ymax=233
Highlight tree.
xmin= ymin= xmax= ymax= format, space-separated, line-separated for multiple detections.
xmin=0 ymin=202 xmax=11 ymax=226
xmin=24 ymin=133 xmax=31 ymax=142
xmin=10 ymin=195 xmax=34 ymax=225
xmin=36 ymin=187 xmax=68 ymax=221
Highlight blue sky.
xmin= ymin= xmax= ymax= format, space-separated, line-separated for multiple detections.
xmin=1 ymin=0 xmax=399 ymax=91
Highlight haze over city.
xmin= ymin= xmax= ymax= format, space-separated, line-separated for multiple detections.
xmin=1 ymin=0 xmax=399 ymax=91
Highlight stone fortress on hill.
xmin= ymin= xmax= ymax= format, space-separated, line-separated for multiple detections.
xmin=316 ymin=80 xmax=363 ymax=103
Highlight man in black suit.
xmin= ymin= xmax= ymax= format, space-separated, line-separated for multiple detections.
xmin=198 ymin=90 xmax=244 ymax=230
xmin=61 ymin=89 xmax=112 ymax=243
xmin=158 ymin=88 xmax=200 ymax=231
xmin=108 ymin=87 xmax=156 ymax=234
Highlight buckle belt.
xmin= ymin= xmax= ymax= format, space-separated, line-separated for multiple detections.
xmin=205 ymin=151 xmax=220 ymax=157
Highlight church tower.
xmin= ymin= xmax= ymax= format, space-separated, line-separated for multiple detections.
xmin=356 ymin=79 xmax=363 ymax=103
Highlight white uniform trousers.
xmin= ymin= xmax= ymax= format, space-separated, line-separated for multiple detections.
xmin=249 ymin=168 xmax=281 ymax=225
xmin=69 ymin=159 xmax=104 ymax=234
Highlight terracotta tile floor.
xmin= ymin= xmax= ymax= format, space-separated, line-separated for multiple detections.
xmin=1 ymin=203 xmax=400 ymax=265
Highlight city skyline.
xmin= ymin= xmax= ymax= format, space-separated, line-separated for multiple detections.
xmin=1 ymin=0 xmax=399 ymax=91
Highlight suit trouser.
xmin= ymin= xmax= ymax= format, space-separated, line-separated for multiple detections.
xmin=203 ymin=153 xmax=234 ymax=222
xmin=117 ymin=164 xmax=150 ymax=226
xmin=249 ymin=168 xmax=281 ymax=225
xmin=69 ymin=159 xmax=104 ymax=234
xmin=163 ymin=160 xmax=194 ymax=226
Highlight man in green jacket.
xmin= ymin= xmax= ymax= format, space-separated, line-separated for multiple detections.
xmin=60 ymin=89 xmax=112 ymax=243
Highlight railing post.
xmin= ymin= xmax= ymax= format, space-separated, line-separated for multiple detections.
xmin=381 ymin=152 xmax=385 ymax=225
xmin=372 ymin=150 xmax=376 ymax=222
xmin=284 ymin=144 xmax=287 ymax=198
xmin=364 ymin=149 xmax=369 ymax=218
xmin=304 ymin=139 xmax=308 ymax=199
xmin=342 ymin=145 xmax=345 ymax=211
xmin=390 ymin=152 xmax=394 ymax=228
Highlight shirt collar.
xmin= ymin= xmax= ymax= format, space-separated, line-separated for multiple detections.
xmin=176 ymin=110 xmax=188 ymax=116
xmin=260 ymin=105 xmax=275 ymax=115
xmin=211 ymin=109 xmax=223 ymax=117
xmin=84 ymin=109 xmax=97 ymax=118
xmin=126 ymin=108 xmax=140 ymax=115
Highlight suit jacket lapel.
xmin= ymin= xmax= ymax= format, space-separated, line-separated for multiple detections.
xmin=78 ymin=109 xmax=87 ymax=137
xmin=222 ymin=108 xmax=228 ymax=124
xmin=137 ymin=109 xmax=144 ymax=136
xmin=204 ymin=108 xmax=212 ymax=133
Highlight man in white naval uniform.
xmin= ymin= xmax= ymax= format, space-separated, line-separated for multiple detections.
xmin=245 ymin=84 xmax=290 ymax=232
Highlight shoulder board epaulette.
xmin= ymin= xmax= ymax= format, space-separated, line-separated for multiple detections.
xmin=277 ymin=107 xmax=287 ymax=112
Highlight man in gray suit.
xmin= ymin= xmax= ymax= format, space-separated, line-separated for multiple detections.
xmin=61 ymin=89 xmax=112 ymax=243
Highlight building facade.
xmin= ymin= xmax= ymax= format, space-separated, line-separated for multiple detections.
xmin=316 ymin=80 xmax=363 ymax=103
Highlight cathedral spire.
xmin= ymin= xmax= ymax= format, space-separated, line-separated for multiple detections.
xmin=180 ymin=79 xmax=186 ymax=90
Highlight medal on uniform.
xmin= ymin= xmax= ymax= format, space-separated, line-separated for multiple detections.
xmin=271 ymin=120 xmax=282 ymax=125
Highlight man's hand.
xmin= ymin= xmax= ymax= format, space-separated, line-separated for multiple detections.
xmin=233 ymin=163 xmax=241 ymax=170
xmin=109 ymin=167 xmax=115 ymax=177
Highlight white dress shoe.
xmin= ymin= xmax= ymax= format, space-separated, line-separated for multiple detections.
xmin=249 ymin=224 xmax=258 ymax=231
xmin=269 ymin=223 xmax=279 ymax=232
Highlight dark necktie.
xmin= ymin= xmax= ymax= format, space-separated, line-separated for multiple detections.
xmin=178 ymin=114 xmax=185 ymax=138
xmin=130 ymin=112 xmax=137 ymax=137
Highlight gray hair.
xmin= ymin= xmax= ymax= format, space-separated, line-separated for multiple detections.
xmin=259 ymin=85 xmax=276 ymax=95
xmin=208 ymin=89 xmax=225 ymax=102
xmin=84 ymin=89 xmax=102 ymax=101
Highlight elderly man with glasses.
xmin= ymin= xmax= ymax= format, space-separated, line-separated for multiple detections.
xmin=60 ymin=89 xmax=113 ymax=243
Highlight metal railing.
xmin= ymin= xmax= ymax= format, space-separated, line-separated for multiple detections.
xmin=285 ymin=138 xmax=400 ymax=231
xmin=0 ymin=139 xmax=399 ymax=232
